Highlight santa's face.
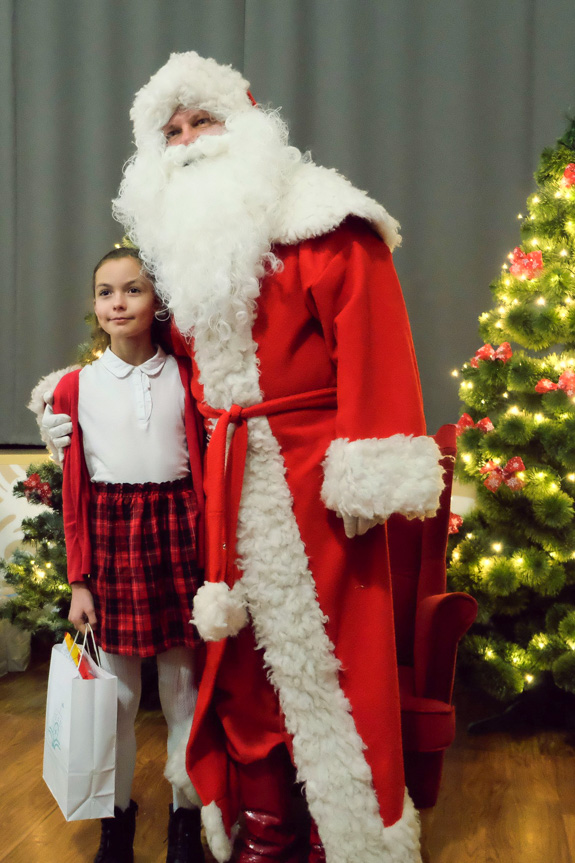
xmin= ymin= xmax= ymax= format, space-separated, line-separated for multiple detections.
xmin=162 ymin=107 xmax=225 ymax=146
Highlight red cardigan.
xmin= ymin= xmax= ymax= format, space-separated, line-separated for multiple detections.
xmin=53 ymin=356 xmax=205 ymax=583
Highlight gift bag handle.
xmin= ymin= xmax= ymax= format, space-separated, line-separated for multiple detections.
xmin=71 ymin=624 xmax=102 ymax=668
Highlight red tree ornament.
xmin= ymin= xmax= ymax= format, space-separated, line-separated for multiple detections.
xmin=23 ymin=472 xmax=52 ymax=505
xmin=509 ymin=247 xmax=544 ymax=279
xmin=470 ymin=342 xmax=512 ymax=368
xmin=535 ymin=378 xmax=557 ymax=394
xmin=448 ymin=513 xmax=464 ymax=535
xmin=535 ymin=369 xmax=575 ymax=397
xmin=456 ymin=413 xmax=494 ymax=436
xmin=38 ymin=482 xmax=53 ymax=506
xmin=23 ymin=473 xmax=42 ymax=500
xmin=480 ymin=457 xmax=526 ymax=493
xmin=562 ymin=163 xmax=575 ymax=188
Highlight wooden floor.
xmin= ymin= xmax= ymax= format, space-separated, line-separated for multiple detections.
xmin=1 ymin=657 xmax=573 ymax=863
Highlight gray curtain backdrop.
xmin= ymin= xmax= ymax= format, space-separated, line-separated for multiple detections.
xmin=2 ymin=0 xmax=575 ymax=444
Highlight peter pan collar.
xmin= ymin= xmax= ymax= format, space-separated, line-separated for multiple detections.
xmin=101 ymin=346 xmax=168 ymax=379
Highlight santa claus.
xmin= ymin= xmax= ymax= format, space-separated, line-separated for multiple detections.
xmin=43 ymin=51 xmax=444 ymax=863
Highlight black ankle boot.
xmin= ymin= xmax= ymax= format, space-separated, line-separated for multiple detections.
xmin=166 ymin=805 xmax=205 ymax=863
xmin=94 ymin=800 xmax=138 ymax=863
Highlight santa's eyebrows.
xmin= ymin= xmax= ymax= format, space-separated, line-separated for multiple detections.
xmin=164 ymin=108 xmax=212 ymax=125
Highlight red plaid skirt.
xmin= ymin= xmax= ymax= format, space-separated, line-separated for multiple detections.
xmin=88 ymin=477 xmax=202 ymax=657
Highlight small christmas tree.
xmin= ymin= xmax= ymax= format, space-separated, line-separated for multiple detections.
xmin=449 ymin=118 xmax=575 ymax=703
xmin=0 ymin=461 xmax=70 ymax=640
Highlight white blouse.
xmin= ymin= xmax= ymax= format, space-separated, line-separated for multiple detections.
xmin=78 ymin=347 xmax=190 ymax=484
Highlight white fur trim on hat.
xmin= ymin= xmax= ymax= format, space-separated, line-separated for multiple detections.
xmin=131 ymin=51 xmax=253 ymax=149
xmin=192 ymin=581 xmax=249 ymax=642
xmin=322 ymin=435 xmax=444 ymax=522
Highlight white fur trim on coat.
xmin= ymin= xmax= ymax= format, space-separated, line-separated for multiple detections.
xmin=202 ymin=801 xmax=236 ymax=863
xmin=164 ymin=716 xmax=202 ymax=808
xmin=271 ymin=161 xmax=402 ymax=252
xmin=322 ymin=435 xmax=444 ymax=522
xmin=165 ymin=728 xmax=236 ymax=863
xmin=164 ymin=723 xmax=238 ymax=863
xmin=130 ymin=51 xmax=253 ymax=150
xmin=192 ymin=581 xmax=248 ymax=642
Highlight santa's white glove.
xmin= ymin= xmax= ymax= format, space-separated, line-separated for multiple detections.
xmin=41 ymin=401 xmax=72 ymax=464
xmin=340 ymin=514 xmax=385 ymax=538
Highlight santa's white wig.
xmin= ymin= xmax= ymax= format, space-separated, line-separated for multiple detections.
xmin=130 ymin=51 xmax=254 ymax=154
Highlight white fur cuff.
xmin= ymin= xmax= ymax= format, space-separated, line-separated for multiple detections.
xmin=321 ymin=435 xmax=444 ymax=522
xmin=192 ymin=581 xmax=248 ymax=642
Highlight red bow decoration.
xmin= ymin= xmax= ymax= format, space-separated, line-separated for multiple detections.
xmin=562 ymin=163 xmax=575 ymax=188
xmin=456 ymin=413 xmax=494 ymax=436
xmin=509 ymin=247 xmax=544 ymax=279
xmin=448 ymin=513 xmax=464 ymax=535
xmin=470 ymin=342 xmax=512 ymax=368
xmin=480 ymin=456 xmax=526 ymax=493
xmin=535 ymin=369 xmax=575 ymax=398
xmin=23 ymin=473 xmax=52 ymax=506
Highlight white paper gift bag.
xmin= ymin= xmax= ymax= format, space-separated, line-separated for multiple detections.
xmin=43 ymin=630 xmax=117 ymax=821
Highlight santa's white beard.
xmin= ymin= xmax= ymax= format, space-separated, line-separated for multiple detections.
xmin=113 ymin=110 xmax=301 ymax=340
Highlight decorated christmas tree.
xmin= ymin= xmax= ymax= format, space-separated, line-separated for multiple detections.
xmin=0 ymin=461 xmax=70 ymax=640
xmin=448 ymin=118 xmax=575 ymax=705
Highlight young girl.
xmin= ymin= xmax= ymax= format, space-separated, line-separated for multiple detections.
xmin=53 ymin=247 xmax=205 ymax=863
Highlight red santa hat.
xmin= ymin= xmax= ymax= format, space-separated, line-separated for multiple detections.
xmin=130 ymin=51 xmax=255 ymax=148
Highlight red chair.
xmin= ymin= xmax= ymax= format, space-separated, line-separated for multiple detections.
xmin=387 ymin=424 xmax=477 ymax=809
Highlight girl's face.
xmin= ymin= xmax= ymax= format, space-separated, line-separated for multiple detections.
xmin=93 ymin=257 xmax=158 ymax=345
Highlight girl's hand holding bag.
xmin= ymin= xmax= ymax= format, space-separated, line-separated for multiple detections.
xmin=43 ymin=625 xmax=117 ymax=821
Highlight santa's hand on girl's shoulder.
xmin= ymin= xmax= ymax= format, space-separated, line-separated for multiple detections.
xmin=42 ymin=402 xmax=72 ymax=446
xmin=41 ymin=403 xmax=72 ymax=464
xmin=28 ymin=366 xmax=78 ymax=464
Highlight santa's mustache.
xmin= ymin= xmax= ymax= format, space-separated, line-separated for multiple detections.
xmin=162 ymin=131 xmax=232 ymax=169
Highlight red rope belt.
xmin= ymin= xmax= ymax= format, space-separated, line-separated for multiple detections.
xmin=197 ymin=388 xmax=337 ymax=587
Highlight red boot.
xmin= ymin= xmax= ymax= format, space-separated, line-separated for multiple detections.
xmin=234 ymin=745 xmax=301 ymax=863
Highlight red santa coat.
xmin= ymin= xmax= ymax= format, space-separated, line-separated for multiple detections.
xmin=171 ymin=217 xmax=443 ymax=863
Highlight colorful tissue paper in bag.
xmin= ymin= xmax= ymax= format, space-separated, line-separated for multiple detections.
xmin=64 ymin=632 xmax=95 ymax=680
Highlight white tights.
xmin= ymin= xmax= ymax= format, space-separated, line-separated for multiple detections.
xmin=99 ymin=646 xmax=197 ymax=812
